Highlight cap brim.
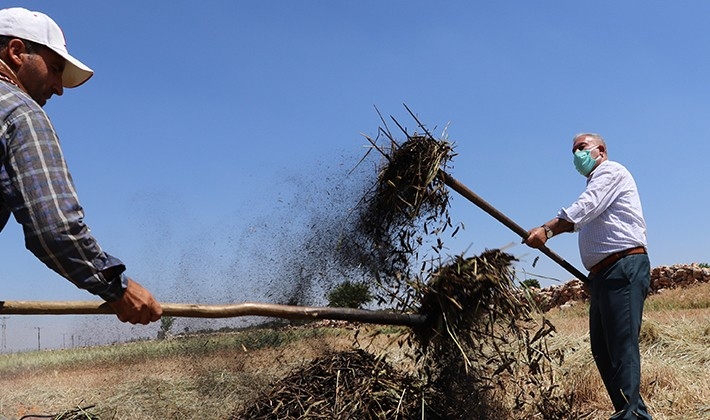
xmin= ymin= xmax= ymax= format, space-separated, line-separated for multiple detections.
xmin=50 ymin=47 xmax=93 ymax=88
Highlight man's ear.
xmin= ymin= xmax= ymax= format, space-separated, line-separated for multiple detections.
xmin=5 ymin=38 xmax=28 ymax=68
xmin=593 ymin=142 xmax=605 ymax=156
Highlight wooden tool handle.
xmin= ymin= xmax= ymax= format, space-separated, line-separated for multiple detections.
xmin=0 ymin=300 xmax=427 ymax=327
xmin=441 ymin=171 xmax=588 ymax=282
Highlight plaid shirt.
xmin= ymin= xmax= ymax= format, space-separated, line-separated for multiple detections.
xmin=0 ymin=81 xmax=127 ymax=301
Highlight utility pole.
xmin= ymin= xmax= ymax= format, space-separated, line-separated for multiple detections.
xmin=34 ymin=327 xmax=41 ymax=351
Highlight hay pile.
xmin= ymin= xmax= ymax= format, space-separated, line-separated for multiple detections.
xmin=415 ymin=249 xmax=527 ymax=350
xmin=234 ymin=349 xmax=425 ymax=419
xmin=413 ymin=249 xmax=533 ymax=381
xmin=233 ymin=249 xmax=570 ymax=419
xmin=410 ymin=250 xmax=576 ymax=419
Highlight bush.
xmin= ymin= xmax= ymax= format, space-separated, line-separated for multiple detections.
xmin=521 ymin=278 xmax=541 ymax=289
xmin=157 ymin=316 xmax=175 ymax=340
xmin=327 ymin=281 xmax=373 ymax=309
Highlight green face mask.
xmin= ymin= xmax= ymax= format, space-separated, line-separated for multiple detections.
xmin=573 ymin=146 xmax=599 ymax=176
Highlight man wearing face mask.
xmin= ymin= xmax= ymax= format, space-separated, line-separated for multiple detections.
xmin=523 ymin=133 xmax=651 ymax=420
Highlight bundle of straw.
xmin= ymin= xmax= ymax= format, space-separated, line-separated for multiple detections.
xmin=349 ymin=120 xmax=457 ymax=310
xmin=415 ymin=249 xmax=530 ymax=356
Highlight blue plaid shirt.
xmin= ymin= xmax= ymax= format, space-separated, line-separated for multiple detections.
xmin=0 ymin=81 xmax=127 ymax=301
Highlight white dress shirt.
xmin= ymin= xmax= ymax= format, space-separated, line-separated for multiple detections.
xmin=557 ymin=160 xmax=647 ymax=270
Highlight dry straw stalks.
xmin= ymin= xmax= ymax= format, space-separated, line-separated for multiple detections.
xmin=18 ymin=404 xmax=99 ymax=420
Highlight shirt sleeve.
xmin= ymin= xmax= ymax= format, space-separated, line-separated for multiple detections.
xmin=0 ymin=106 xmax=127 ymax=301
xmin=0 ymin=203 xmax=9 ymax=231
xmin=557 ymin=163 xmax=625 ymax=232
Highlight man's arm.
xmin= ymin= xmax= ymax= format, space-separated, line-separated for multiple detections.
xmin=523 ymin=217 xmax=574 ymax=249
xmin=1 ymin=103 xmax=161 ymax=324
xmin=0 ymin=204 xmax=10 ymax=231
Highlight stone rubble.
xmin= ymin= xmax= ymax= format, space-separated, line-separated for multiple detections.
xmin=532 ymin=263 xmax=710 ymax=312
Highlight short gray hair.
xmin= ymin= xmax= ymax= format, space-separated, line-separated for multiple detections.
xmin=573 ymin=133 xmax=607 ymax=150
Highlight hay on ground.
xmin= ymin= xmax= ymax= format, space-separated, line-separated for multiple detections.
xmin=233 ymin=349 xmax=426 ymax=419
xmin=19 ymin=405 xmax=99 ymax=420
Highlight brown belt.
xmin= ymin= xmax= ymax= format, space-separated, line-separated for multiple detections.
xmin=590 ymin=246 xmax=647 ymax=275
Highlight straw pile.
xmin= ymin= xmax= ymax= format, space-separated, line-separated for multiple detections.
xmin=409 ymin=250 xmax=575 ymax=418
xmin=233 ymin=248 xmax=571 ymax=419
xmin=412 ymin=249 xmax=533 ymax=386
xmin=234 ymin=349 xmax=425 ymax=419
xmin=415 ymin=249 xmax=528 ymax=350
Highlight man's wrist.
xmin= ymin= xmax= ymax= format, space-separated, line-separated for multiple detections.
xmin=97 ymin=272 xmax=128 ymax=302
xmin=542 ymin=224 xmax=554 ymax=239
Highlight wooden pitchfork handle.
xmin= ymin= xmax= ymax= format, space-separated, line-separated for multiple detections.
xmin=441 ymin=171 xmax=588 ymax=282
xmin=0 ymin=301 xmax=428 ymax=327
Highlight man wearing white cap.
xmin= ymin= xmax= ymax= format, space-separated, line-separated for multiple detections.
xmin=0 ymin=7 xmax=162 ymax=325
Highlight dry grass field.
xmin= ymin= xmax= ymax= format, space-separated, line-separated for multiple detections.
xmin=2 ymin=282 xmax=710 ymax=419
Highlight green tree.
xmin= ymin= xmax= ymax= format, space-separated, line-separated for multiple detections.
xmin=327 ymin=281 xmax=373 ymax=309
xmin=521 ymin=278 xmax=541 ymax=289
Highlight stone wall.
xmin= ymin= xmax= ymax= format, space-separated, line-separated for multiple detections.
xmin=533 ymin=263 xmax=710 ymax=312
xmin=650 ymin=263 xmax=710 ymax=290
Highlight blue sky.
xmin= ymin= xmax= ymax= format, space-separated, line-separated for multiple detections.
xmin=1 ymin=1 xmax=708 ymax=351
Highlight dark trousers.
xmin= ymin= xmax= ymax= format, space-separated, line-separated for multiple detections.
xmin=588 ymin=254 xmax=652 ymax=420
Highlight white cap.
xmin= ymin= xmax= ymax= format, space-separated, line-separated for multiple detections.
xmin=0 ymin=7 xmax=93 ymax=88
